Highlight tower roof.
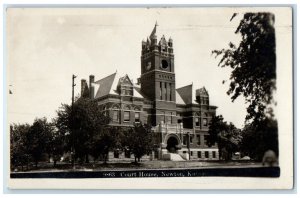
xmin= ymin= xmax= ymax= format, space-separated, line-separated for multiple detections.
xmin=150 ymin=21 xmax=158 ymax=38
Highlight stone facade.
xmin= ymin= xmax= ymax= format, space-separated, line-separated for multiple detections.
xmin=82 ymin=23 xmax=219 ymax=161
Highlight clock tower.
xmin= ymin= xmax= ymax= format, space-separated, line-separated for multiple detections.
xmin=140 ymin=23 xmax=177 ymax=126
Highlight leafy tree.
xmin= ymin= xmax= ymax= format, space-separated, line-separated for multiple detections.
xmin=27 ymin=117 xmax=54 ymax=168
xmin=123 ymin=124 xmax=154 ymax=163
xmin=55 ymin=103 xmax=72 ymax=155
xmin=208 ymin=115 xmax=242 ymax=160
xmin=10 ymin=124 xmax=31 ymax=171
xmin=240 ymin=118 xmax=278 ymax=161
xmin=91 ymin=127 xmax=123 ymax=164
xmin=48 ymin=126 xmax=65 ymax=167
xmin=212 ymin=13 xmax=278 ymax=161
xmin=55 ymin=97 xmax=110 ymax=164
xmin=212 ymin=13 xmax=276 ymax=122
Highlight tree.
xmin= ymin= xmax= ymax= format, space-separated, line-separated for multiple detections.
xmin=55 ymin=97 xmax=110 ymax=163
xmin=208 ymin=115 xmax=242 ymax=161
xmin=240 ymin=118 xmax=278 ymax=161
xmin=212 ymin=13 xmax=278 ymax=161
xmin=48 ymin=126 xmax=65 ymax=167
xmin=212 ymin=13 xmax=276 ymax=122
xmin=27 ymin=117 xmax=54 ymax=168
xmin=10 ymin=124 xmax=31 ymax=171
xmin=123 ymin=124 xmax=154 ymax=163
xmin=91 ymin=127 xmax=123 ymax=164
xmin=55 ymin=103 xmax=72 ymax=157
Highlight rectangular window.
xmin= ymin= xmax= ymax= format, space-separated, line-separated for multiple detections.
xmin=195 ymin=117 xmax=200 ymax=126
xmin=204 ymin=135 xmax=209 ymax=146
xmin=113 ymin=110 xmax=119 ymax=122
xmin=135 ymin=112 xmax=140 ymax=123
xmin=212 ymin=151 xmax=216 ymax=158
xmin=166 ymin=113 xmax=172 ymax=124
xmin=160 ymin=82 xmax=162 ymax=100
xmin=205 ymin=151 xmax=209 ymax=158
xmin=203 ymin=118 xmax=208 ymax=126
xmin=189 ymin=135 xmax=193 ymax=144
xmin=124 ymin=111 xmax=130 ymax=122
xmin=114 ymin=151 xmax=119 ymax=158
xmin=183 ymin=151 xmax=187 ymax=154
xmin=197 ymin=135 xmax=201 ymax=145
xmin=183 ymin=135 xmax=187 ymax=145
xmin=190 ymin=151 xmax=193 ymax=156
xmin=198 ymin=151 xmax=202 ymax=158
xmin=165 ymin=83 xmax=167 ymax=100
xmin=169 ymin=83 xmax=172 ymax=101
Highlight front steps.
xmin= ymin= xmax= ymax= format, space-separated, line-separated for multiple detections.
xmin=162 ymin=153 xmax=186 ymax=161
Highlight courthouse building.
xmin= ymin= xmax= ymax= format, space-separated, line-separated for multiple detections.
xmin=81 ymin=23 xmax=219 ymax=161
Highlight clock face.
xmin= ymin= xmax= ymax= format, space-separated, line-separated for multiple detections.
xmin=146 ymin=61 xmax=151 ymax=70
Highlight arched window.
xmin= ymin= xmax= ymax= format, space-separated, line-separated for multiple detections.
xmin=112 ymin=104 xmax=120 ymax=109
xmin=134 ymin=107 xmax=140 ymax=111
xmin=124 ymin=105 xmax=131 ymax=110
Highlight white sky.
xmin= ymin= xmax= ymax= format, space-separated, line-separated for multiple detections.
xmin=6 ymin=7 xmax=291 ymax=128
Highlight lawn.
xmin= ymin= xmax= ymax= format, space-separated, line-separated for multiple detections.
xmin=12 ymin=160 xmax=261 ymax=172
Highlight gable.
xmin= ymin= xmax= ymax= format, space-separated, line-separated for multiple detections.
xmin=118 ymin=75 xmax=133 ymax=87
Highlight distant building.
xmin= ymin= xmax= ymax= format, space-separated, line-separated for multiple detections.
xmin=81 ymin=23 xmax=219 ymax=161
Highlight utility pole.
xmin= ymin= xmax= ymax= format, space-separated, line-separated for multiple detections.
xmin=72 ymin=74 xmax=77 ymax=106
xmin=71 ymin=74 xmax=77 ymax=169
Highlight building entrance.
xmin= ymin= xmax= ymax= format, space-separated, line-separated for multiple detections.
xmin=166 ymin=136 xmax=179 ymax=153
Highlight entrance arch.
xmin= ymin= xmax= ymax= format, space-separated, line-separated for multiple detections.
xmin=166 ymin=136 xmax=179 ymax=153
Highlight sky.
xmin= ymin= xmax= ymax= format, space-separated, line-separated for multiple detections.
xmin=6 ymin=7 xmax=292 ymax=128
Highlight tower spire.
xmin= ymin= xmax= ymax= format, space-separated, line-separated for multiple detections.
xmin=150 ymin=21 xmax=158 ymax=38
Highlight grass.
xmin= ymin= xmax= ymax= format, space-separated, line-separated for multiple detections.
xmin=12 ymin=160 xmax=261 ymax=172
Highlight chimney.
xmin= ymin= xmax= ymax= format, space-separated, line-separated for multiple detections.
xmin=89 ymin=75 xmax=95 ymax=99
xmin=81 ymin=79 xmax=87 ymax=96
xmin=196 ymin=89 xmax=201 ymax=104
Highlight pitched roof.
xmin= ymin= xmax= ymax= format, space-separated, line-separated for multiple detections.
xmin=176 ymin=84 xmax=194 ymax=104
xmin=176 ymin=84 xmax=209 ymax=105
xmin=94 ymin=72 xmax=117 ymax=99
xmin=93 ymin=72 xmax=143 ymax=99
xmin=133 ymin=86 xmax=145 ymax=98
xmin=176 ymin=91 xmax=186 ymax=105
